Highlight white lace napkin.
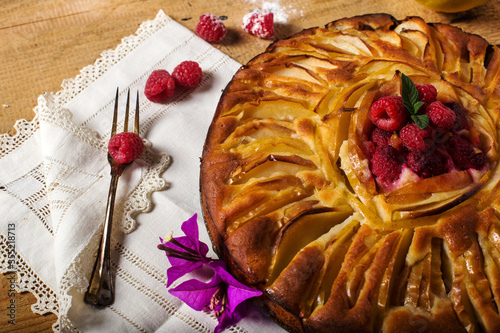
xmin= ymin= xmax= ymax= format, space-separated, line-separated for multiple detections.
xmin=0 ymin=10 xmax=285 ymax=333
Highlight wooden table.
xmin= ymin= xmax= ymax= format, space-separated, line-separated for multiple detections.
xmin=1 ymin=0 xmax=499 ymax=331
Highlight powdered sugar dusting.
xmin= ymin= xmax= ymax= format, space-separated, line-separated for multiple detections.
xmin=244 ymin=0 xmax=303 ymax=24
xmin=242 ymin=11 xmax=275 ymax=38
xmin=242 ymin=13 xmax=252 ymax=27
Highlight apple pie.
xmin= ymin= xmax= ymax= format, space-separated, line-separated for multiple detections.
xmin=200 ymin=14 xmax=500 ymax=332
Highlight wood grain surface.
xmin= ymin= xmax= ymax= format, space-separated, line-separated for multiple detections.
xmin=1 ymin=0 xmax=499 ymax=331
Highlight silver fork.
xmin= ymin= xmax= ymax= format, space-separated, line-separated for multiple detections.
xmin=84 ymin=88 xmax=139 ymax=307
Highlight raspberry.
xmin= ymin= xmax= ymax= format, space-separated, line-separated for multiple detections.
xmin=416 ymin=84 xmax=438 ymax=106
xmin=144 ymin=70 xmax=176 ymax=103
xmin=406 ymin=151 xmax=446 ymax=178
xmin=242 ymin=11 xmax=275 ymax=39
xmin=449 ymin=102 xmax=469 ymax=132
xmin=399 ymin=123 xmax=433 ymax=152
xmin=426 ymin=101 xmax=456 ymax=131
xmin=369 ymin=96 xmax=408 ymax=131
xmin=195 ymin=14 xmax=226 ymax=43
xmin=446 ymin=135 xmax=486 ymax=170
xmin=108 ymin=132 xmax=144 ymax=164
xmin=370 ymin=145 xmax=402 ymax=182
xmin=362 ymin=141 xmax=377 ymax=157
xmin=371 ymin=127 xmax=392 ymax=147
xmin=172 ymin=61 xmax=203 ymax=89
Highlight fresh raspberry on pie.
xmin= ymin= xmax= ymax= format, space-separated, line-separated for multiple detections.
xmin=371 ymin=127 xmax=392 ymax=147
xmin=370 ymin=145 xmax=402 ymax=182
xmin=242 ymin=11 xmax=275 ymax=39
xmin=426 ymin=101 xmax=456 ymax=131
xmin=399 ymin=123 xmax=433 ymax=152
xmin=172 ymin=61 xmax=203 ymax=89
xmin=144 ymin=70 xmax=176 ymax=103
xmin=362 ymin=140 xmax=377 ymax=157
xmin=108 ymin=132 xmax=144 ymax=164
xmin=416 ymin=83 xmax=438 ymax=106
xmin=449 ymin=102 xmax=469 ymax=132
xmin=195 ymin=14 xmax=227 ymax=43
xmin=406 ymin=150 xmax=446 ymax=178
xmin=446 ymin=135 xmax=486 ymax=170
xmin=369 ymin=96 xmax=408 ymax=131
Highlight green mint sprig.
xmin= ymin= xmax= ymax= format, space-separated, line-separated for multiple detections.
xmin=401 ymin=73 xmax=429 ymax=129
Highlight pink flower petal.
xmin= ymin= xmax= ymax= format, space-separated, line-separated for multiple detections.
xmin=214 ymin=302 xmax=247 ymax=333
xmin=169 ymin=275 xmax=221 ymax=311
xmin=166 ymin=261 xmax=203 ymax=287
xmin=213 ymin=266 xmax=262 ymax=313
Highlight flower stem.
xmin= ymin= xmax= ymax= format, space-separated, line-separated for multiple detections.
xmin=157 ymin=243 xmax=204 ymax=262
xmin=168 ymin=238 xmax=204 ymax=257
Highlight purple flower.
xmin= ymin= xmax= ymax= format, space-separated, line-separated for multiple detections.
xmin=169 ymin=265 xmax=262 ymax=333
xmin=158 ymin=214 xmax=263 ymax=332
xmin=158 ymin=214 xmax=212 ymax=287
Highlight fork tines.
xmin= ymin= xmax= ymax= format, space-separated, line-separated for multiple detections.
xmin=111 ymin=88 xmax=140 ymax=138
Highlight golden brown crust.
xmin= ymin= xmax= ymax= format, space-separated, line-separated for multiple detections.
xmin=200 ymin=13 xmax=500 ymax=332
xmin=225 ymin=215 xmax=276 ymax=284
xmin=267 ymin=246 xmax=325 ymax=316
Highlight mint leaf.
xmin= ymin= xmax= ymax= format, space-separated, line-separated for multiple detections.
xmin=401 ymin=73 xmax=429 ymax=128
xmin=413 ymin=101 xmax=425 ymax=114
xmin=401 ymin=73 xmax=419 ymax=114
xmin=412 ymin=114 xmax=430 ymax=129
xmin=401 ymin=73 xmax=419 ymax=113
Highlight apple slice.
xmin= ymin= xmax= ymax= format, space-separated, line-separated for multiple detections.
xmin=267 ymin=209 xmax=354 ymax=285
xmin=377 ymin=228 xmax=414 ymax=321
xmin=385 ymin=170 xmax=473 ymax=204
xmin=266 ymin=212 xmax=360 ymax=317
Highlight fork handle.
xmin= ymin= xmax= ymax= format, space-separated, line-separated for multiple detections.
xmin=84 ymin=170 xmax=120 ymax=308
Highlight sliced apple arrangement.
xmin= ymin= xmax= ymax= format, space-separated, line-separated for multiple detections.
xmin=200 ymin=14 xmax=500 ymax=332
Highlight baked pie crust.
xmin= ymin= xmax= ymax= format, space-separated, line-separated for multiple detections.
xmin=200 ymin=14 xmax=500 ymax=332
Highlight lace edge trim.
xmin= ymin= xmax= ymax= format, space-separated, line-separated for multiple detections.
xmin=0 ymin=234 xmax=59 ymax=319
xmin=0 ymin=116 xmax=40 ymax=159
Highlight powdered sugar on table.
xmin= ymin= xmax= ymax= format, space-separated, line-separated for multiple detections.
xmin=244 ymin=0 xmax=303 ymax=23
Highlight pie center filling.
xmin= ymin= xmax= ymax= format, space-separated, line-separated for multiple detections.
xmin=361 ymin=73 xmax=490 ymax=194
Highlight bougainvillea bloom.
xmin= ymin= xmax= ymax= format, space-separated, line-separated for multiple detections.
xmin=158 ymin=214 xmax=262 ymax=332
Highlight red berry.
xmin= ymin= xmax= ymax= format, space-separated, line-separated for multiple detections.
xmin=108 ymin=132 xmax=144 ymax=164
xmin=399 ymin=123 xmax=433 ymax=152
xmin=406 ymin=151 xmax=446 ymax=178
xmin=370 ymin=145 xmax=402 ymax=182
xmin=371 ymin=127 xmax=392 ymax=147
xmin=426 ymin=101 xmax=456 ymax=131
xmin=449 ymin=102 xmax=469 ymax=132
xmin=144 ymin=70 xmax=175 ymax=103
xmin=172 ymin=61 xmax=203 ymax=89
xmin=242 ymin=11 xmax=275 ymax=39
xmin=369 ymin=96 xmax=408 ymax=131
xmin=416 ymin=84 xmax=438 ymax=106
xmin=195 ymin=14 xmax=226 ymax=43
xmin=446 ymin=135 xmax=486 ymax=170
xmin=362 ymin=141 xmax=377 ymax=157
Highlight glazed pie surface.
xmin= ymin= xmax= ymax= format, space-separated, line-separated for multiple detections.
xmin=200 ymin=14 xmax=500 ymax=332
